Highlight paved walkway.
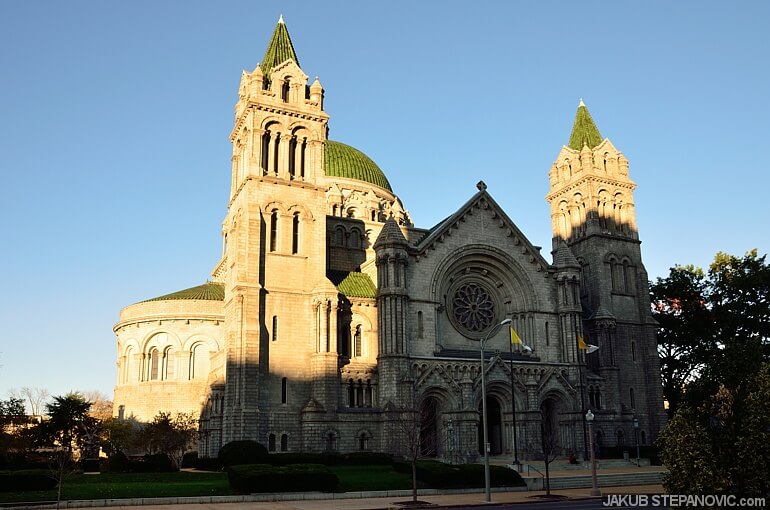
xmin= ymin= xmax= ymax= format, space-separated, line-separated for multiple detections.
xmin=60 ymin=484 xmax=664 ymax=510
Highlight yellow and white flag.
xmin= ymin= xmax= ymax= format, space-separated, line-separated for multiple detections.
xmin=578 ymin=335 xmax=599 ymax=354
xmin=510 ymin=326 xmax=522 ymax=345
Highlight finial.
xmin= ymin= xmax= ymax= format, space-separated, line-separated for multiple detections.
xmin=579 ymin=98 xmax=585 ymax=107
xmin=476 ymin=180 xmax=487 ymax=191
xmin=278 ymin=14 xmax=284 ymax=24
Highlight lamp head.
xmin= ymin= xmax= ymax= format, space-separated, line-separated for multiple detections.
xmin=633 ymin=418 xmax=639 ymax=429
xmin=500 ymin=318 xmax=512 ymax=326
xmin=586 ymin=410 xmax=594 ymax=421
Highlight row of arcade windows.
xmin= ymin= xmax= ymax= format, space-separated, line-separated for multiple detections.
xmin=123 ymin=343 xmax=209 ymax=383
xmin=331 ymin=225 xmax=364 ymax=248
xmin=260 ymin=127 xmax=307 ymax=180
xmin=269 ymin=210 xmax=301 ymax=254
xmin=322 ymin=431 xmax=371 ymax=452
xmin=346 ymin=379 xmax=373 ymax=408
xmin=588 ymin=385 xmax=602 ymax=409
xmin=268 ymin=433 xmax=289 ymax=452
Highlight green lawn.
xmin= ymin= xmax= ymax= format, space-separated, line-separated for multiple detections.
xmin=0 ymin=466 xmax=414 ymax=503
xmin=0 ymin=471 xmax=232 ymax=503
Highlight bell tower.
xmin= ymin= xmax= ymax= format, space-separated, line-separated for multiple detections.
xmin=545 ymin=100 xmax=666 ymax=443
xmin=218 ymin=16 xmax=331 ymax=445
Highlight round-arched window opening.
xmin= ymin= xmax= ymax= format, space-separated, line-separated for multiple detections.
xmin=451 ymin=282 xmax=496 ymax=334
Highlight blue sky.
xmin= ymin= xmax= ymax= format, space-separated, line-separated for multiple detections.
xmin=1 ymin=1 xmax=768 ymax=403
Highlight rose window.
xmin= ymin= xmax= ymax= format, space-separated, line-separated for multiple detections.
xmin=452 ymin=283 xmax=495 ymax=332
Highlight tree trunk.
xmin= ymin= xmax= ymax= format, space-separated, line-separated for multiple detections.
xmin=411 ymin=460 xmax=418 ymax=502
xmin=545 ymin=459 xmax=551 ymax=496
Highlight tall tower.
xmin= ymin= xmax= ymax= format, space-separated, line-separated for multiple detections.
xmin=217 ymin=17 xmax=331 ymax=445
xmin=545 ymin=101 xmax=666 ymax=443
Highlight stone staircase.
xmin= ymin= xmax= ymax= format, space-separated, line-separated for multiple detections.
xmin=519 ymin=467 xmax=664 ymax=491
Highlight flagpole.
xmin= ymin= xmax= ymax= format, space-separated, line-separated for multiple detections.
xmin=509 ymin=328 xmax=519 ymax=466
xmin=575 ymin=316 xmax=589 ymax=461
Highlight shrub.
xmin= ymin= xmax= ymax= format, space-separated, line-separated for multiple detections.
xmin=268 ymin=451 xmax=392 ymax=466
xmin=227 ymin=463 xmax=338 ymax=493
xmin=181 ymin=451 xmax=198 ymax=468
xmin=107 ymin=451 xmax=130 ymax=472
xmin=194 ymin=456 xmax=223 ymax=471
xmin=0 ymin=470 xmax=58 ymax=492
xmin=127 ymin=453 xmax=174 ymax=472
xmin=218 ymin=440 xmax=269 ymax=467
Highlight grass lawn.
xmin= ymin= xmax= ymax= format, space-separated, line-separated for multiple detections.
xmin=330 ymin=465 xmax=413 ymax=492
xmin=0 ymin=471 xmax=232 ymax=503
xmin=0 ymin=466 xmax=415 ymax=503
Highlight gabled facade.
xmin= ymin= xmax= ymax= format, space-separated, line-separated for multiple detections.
xmin=113 ymin=19 xmax=665 ymax=461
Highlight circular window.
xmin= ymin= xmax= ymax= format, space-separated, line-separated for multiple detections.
xmin=451 ymin=282 xmax=496 ymax=333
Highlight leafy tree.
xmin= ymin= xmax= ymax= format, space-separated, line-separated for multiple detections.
xmin=41 ymin=393 xmax=95 ymax=459
xmin=658 ymin=364 xmax=770 ymax=497
xmin=135 ymin=412 xmax=197 ymax=470
xmin=652 ymin=250 xmax=770 ymax=415
xmin=99 ymin=416 xmax=140 ymax=456
xmin=1 ymin=397 xmax=31 ymax=466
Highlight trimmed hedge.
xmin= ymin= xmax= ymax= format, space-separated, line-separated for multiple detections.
xmin=0 ymin=470 xmax=58 ymax=492
xmin=218 ymin=440 xmax=269 ymax=467
xmin=393 ymin=460 xmax=524 ymax=489
xmin=194 ymin=456 xmax=224 ymax=471
xmin=227 ymin=463 xmax=338 ymax=493
xmin=267 ymin=451 xmax=393 ymax=466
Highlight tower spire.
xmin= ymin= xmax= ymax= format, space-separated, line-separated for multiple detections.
xmin=261 ymin=16 xmax=300 ymax=76
xmin=568 ymin=100 xmax=602 ymax=150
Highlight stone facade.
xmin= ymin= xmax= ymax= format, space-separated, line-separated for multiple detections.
xmin=113 ymin=19 xmax=666 ymax=461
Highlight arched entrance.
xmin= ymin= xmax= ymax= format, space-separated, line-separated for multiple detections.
xmin=478 ymin=396 xmax=503 ymax=455
xmin=419 ymin=397 xmax=440 ymax=457
xmin=540 ymin=398 xmax=561 ymax=458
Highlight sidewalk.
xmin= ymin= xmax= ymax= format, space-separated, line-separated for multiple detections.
xmin=55 ymin=484 xmax=664 ymax=510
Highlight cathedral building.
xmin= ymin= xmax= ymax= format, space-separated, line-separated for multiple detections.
xmin=113 ymin=18 xmax=666 ymax=461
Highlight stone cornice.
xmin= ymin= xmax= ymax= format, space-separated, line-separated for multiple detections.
xmin=546 ymin=175 xmax=636 ymax=201
xmin=114 ymin=314 xmax=224 ymax=334
xmin=230 ymin=103 xmax=329 ymax=141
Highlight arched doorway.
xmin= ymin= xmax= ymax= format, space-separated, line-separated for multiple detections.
xmin=478 ymin=396 xmax=503 ymax=455
xmin=540 ymin=398 xmax=561 ymax=459
xmin=419 ymin=397 xmax=440 ymax=457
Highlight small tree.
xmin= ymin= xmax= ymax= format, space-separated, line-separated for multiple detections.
xmin=539 ymin=407 xmax=561 ymax=496
xmin=0 ymin=397 xmax=30 ymax=466
xmin=136 ymin=412 xmax=197 ymax=470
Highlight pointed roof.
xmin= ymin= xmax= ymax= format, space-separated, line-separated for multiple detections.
xmin=374 ymin=217 xmax=408 ymax=248
xmin=568 ymin=100 xmax=602 ymax=150
xmin=553 ymin=242 xmax=580 ymax=269
xmin=260 ymin=16 xmax=300 ymax=76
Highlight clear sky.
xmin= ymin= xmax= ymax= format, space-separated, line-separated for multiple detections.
xmin=1 ymin=1 xmax=768 ymax=404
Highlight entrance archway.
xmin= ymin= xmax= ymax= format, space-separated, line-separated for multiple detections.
xmin=419 ymin=397 xmax=440 ymax=457
xmin=478 ymin=396 xmax=503 ymax=455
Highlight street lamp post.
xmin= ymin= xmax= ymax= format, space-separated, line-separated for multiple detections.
xmin=633 ymin=418 xmax=640 ymax=467
xmin=479 ymin=318 xmax=512 ymax=503
xmin=586 ymin=410 xmax=600 ymax=497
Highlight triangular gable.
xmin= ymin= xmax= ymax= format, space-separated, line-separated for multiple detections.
xmin=414 ymin=184 xmax=551 ymax=273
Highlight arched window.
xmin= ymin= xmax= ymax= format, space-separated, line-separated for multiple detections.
xmin=417 ymin=311 xmax=424 ymax=339
xmin=281 ymin=78 xmax=290 ymax=102
xmin=292 ymin=213 xmax=300 ymax=254
xmin=272 ymin=315 xmax=278 ymax=342
xmin=299 ymin=138 xmax=306 ymax=179
xmin=640 ymin=430 xmax=647 ymax=445
xmin=269 ymin=210 xmax=278 ymax=252
xmin=358 ymin=432 xmax=369 ymax=451
xmin=365 ymin=380 xmax=372 ymax=406
xmin=288 ymin=136 xmax=297 ymax=178
xmin=190 ymin=343 xmax=209 ymax=380
xmin=629 ymin=387 xmax=636 ymax=409
xmin=281 ymin=377 xmax=288 ymax=404
xmin=149 ymin=348 xmax=159 ymax=381
xmin=545 ymin=322 xmax=550 ymax=346
xmin=268 ymin=434 xmax=276 ymax=452
xmin=162 ymin=346 xmax=174 ymax=380
xmin=347 ymin=380 xmax=355 ymax=407
xmin=124 ymin=347 xmax=135 ymax=383
xmin=273 ymin=134 xmax=280 ymax=175
xmin=631 ymin=341 xmax=637 ymax=362
xmin=325 ymin=432 xmax=337 ymax=452
xmin=353 ymin=325 xmax=362 ymax=357
xmin=261 ymin=130 xmax=270 ymax=175
xmin=616 ymin=429 xmax=624 ymax=447
xmin=371 ymin=210 xmax=376 ymax=221
xmin=280 ymin=434 xmax=288 ymax=452
xmin=349 ymin=229 xmax=361 ymax=249
xmin=334 ymin=226 xmax=345 ymax=246
xmin=356 ymin=379 xmax=364 ymax=407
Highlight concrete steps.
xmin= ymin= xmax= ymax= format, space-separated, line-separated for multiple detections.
xmin=522 ymin=470 xmax=664 ymax=491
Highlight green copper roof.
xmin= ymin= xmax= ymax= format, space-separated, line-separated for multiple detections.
xmin=261 ymin=17 xmax=300 ymax=76
xmin=328 ymin=271 xmax=377 ymax=299
xmin=324 ymin=141 xmax=392 ymax=192
xmin=142 ymin=282 xmax=224 ymax=303
xmin=568 ymin=100 xmax=603 ymax=150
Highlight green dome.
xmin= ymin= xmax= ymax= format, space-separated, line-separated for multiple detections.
xmin=141 ymin=282 xmax=224 ymax=303
xmin=324 ymin=140 xmax=392 ymax=192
